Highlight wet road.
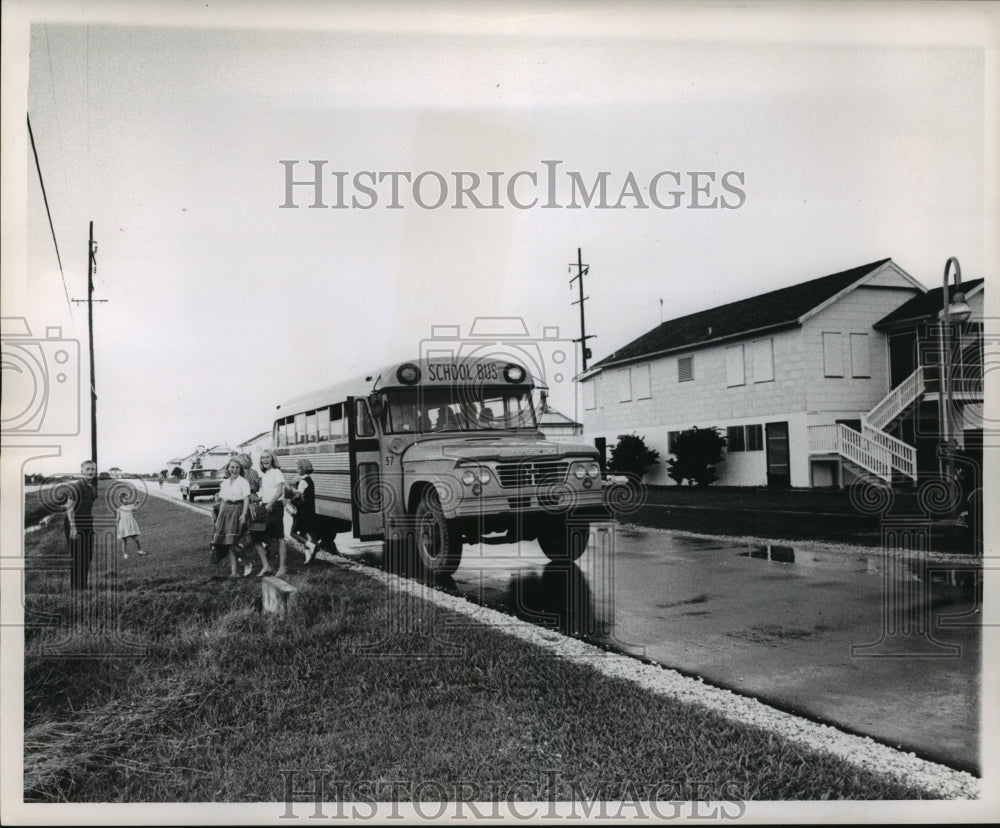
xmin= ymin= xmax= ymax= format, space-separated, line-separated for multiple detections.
xmin=348 ymin=523 xmax=981 ymax=774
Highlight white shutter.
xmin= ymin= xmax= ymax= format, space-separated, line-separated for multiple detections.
xmin=850 ymin=333 xmax=870 ymax=378
xmin=634 ymin=364 xmax=651 ymax=399
xmin=823 ymin=333 xmax=843 ymax=377
xmin=618 ymin=367 xmax=632 ymax=402
xmin=726 ymin=345 xmax=745 ymax=387
xmin=753 ymin=338 xmax=774 ymax=383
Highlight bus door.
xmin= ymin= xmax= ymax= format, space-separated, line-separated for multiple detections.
xmin=347 ymin=396 xmax=384 ymax=540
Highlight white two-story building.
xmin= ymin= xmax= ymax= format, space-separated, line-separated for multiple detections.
xmin=578 ymin=258 xmax=985 ymax=488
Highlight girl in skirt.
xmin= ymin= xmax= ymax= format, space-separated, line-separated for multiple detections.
xmin=117 ymin=501 xmax=145 ymax=559
xmin=212 ymin=458 xmax=250 ymax=577
xmin=288 ymin=458 xmax=319 ymax=563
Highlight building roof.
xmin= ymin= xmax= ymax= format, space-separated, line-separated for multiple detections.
xmin=538 ymin=406 xmax=582 ymax=428
xmin=588 ymin=258 xmax=895 ymax=372
xmin=238 ymin=431 xmax=271 ymax=447
xmin=874 ymin=279 xmax=984 ymax=329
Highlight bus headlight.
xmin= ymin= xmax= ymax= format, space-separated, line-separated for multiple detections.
xmin=573 ymin=464 xmax=586 ymax=480
xmin=587 ymin=462 xmax=600 ymax=478
xmin=460 ymin=467 xmax=492 ymax=487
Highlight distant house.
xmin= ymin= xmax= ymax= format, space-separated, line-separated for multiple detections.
xmin=579 ymin=258 xmax=984 ymax=488
xmin=538 ymin=405 xmax=584 ymax=444
xmin=194 ymin=445 xmax=238 ymax=472
xmin=108 ymin=467 xmax=123 ymax=478
xmin=237 ymin=430 xmax=273 ymax=468
xmin=165 ymin=445 xmax=238 ymax=476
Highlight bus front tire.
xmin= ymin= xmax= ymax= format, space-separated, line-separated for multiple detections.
xmin=536 ymin=519 xmax=590 ymax=563
xmin=414 ymin=491 xmax=462 ymax=576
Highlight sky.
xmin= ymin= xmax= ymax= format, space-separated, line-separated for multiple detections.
xmin=2 ymin=0 xmax=997 ymax=474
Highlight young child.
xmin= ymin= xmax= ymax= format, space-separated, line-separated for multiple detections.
xmin=116 ymin=501 xmax=145 ymax=560
xmin=288 ymin=458 xmax=320 ymax=563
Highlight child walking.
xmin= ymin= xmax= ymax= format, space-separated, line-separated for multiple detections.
xmin=288 ymin=458 xmax=320 ymax=563
xmin=117 ymin=501 xmax=145 ymax=559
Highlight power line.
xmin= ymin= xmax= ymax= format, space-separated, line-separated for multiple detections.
xmin=27 ymin=112 xmax=71 ymax=311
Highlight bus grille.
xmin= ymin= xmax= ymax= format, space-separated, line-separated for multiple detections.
xmin=495 ymin=461 xmax=568 ymax=488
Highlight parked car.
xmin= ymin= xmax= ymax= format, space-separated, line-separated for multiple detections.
xmin=179 ymin=468 xmax=221 ymax=501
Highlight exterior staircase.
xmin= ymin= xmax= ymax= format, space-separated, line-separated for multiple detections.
xmin=808 ymin=366 xmax=924 ymax=484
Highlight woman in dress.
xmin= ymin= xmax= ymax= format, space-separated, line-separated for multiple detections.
xmin=252 ymin=449 xmax=289 ymax=578
xmin=213 ymin=458 xmax=250 ymax=577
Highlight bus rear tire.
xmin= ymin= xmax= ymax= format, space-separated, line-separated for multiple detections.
xmin=414 ymin=490 xmax=462 ymax=576
xmin=536 ymin=519 xmax=590 ymax=563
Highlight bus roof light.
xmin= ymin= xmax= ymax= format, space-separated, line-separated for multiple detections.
xmin=503 ymin=364 xmax=526 ymax=383
xmin=397 ymin=364 xmax=421 ymax=385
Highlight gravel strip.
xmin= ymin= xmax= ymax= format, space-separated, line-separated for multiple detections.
xmin=325 ymin=552 xmax=980 ymax=800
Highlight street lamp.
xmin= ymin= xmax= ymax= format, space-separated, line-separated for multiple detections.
xmin=939 ymin=257 xmax=973 ymax=482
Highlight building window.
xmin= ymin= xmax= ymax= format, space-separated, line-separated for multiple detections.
xmin=823 ymin=332 xmax=843 ymax=377
xmin=330 ymin=402 xmax=345 ymax=439
xmin=746 ymin=424 xmax=763 ymax=451
xmin=583 ymin=380 xmax=596 ymax=410
xmin=618 ymin=367 xmax=632 ymax=402
xmin=727 ymin=425 xmax=746 ymax=452
xmin=668 ymin=430 xmax=680 ymax=455
xmin=850 ymin=333 xmax=870 ymax=378
xmin=678 ymin=355 xmax=694 ymax=382
xmin=726 ymin=345 xmax=745 ymax=387
xmin=753 ymin=338 xmax=774 ymax=383
xmin=634 ymin=364 xmax=651 ymax=399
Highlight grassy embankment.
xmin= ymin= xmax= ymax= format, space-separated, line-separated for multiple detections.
xmin=21 ymin=488 xmax=933 ymax=802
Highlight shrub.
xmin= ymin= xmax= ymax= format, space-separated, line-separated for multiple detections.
xmin=608 ymin=434 xmax=660 ymax=480
xmin=667 ymin=427 xmax=726 ymax=486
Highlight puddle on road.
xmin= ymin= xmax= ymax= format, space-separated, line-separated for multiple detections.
xmin=735 ymin=544 xmax=981 ymax=597
xmin=739 ymin=544 xmax=796 ymax=563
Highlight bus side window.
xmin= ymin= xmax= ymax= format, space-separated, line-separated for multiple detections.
xmin=356 ymin=399 xmax=376 ymax=438
xmin=306 ymin=411 xmax=318 ymax=443
xmin=295 ymin=413 xmax=307 ymax=444
xmin=317 ymin=407 xmax=331 ymax=441
xmin=330 ymin=403 xmax=344 ymax=440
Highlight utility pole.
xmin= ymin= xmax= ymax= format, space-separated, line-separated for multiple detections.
xmin=72 ymin=222 xmax=107 ymax=468
xmin=569 ymin=247 xmax=595 ymax=372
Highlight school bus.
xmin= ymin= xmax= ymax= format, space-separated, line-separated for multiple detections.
xmin=272 ymin=356 xmax=606 ymax=574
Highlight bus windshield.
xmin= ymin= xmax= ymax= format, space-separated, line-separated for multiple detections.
xmin=382 ymin=387 xmax=537 ymax=434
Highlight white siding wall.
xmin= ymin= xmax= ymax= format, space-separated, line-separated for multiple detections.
xmin=802 ymin=285 xmax=913 ymax=415
xmin=581 ymin=327 xmax=813 ymax=486
xmin=582 ymin=326 xmax=807 ymax=435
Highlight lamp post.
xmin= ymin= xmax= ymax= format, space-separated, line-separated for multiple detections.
xmin=939 ymin=257 xmax=973 ymax=482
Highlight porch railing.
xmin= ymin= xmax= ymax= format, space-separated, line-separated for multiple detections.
xmin=807 ymin=422 xmax=917 ymax=483
xmin=867 ymin=366 xmax=924 ymax=431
